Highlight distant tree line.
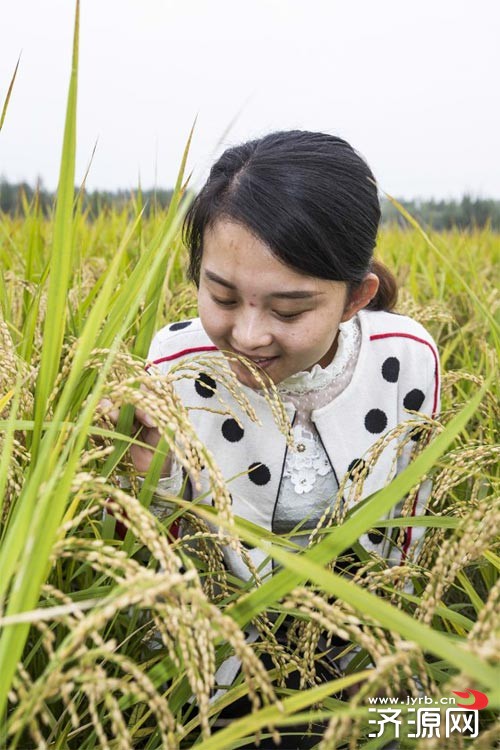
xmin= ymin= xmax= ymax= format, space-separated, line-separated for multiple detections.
xmin=1 ymin=178 xmax=499 ymax=230
xmin=380 ymin=195 xmax=500 ymax=230
xmin=0 ymin=179 xmax=173 ymax=218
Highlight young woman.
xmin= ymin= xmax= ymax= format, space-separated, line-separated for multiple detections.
xmin=110 ymin=130 xmax=441 ymax=747
xmin=131 ymin=130 xmax=440 ymax=581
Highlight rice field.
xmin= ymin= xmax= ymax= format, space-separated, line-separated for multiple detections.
xmin=1 ymin=5 xmax=499 ymax=749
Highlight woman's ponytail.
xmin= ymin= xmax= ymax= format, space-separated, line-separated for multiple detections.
xmin=367 ymin=259 xmax=398 ymax=312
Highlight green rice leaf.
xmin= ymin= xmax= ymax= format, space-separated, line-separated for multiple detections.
xmin=0 ymin=54 xmax=21 ymax=132
xmin=30 ymin=1 xmax=80 ymax=463
xmin=196 ymin=673 xmax=370 ymax=750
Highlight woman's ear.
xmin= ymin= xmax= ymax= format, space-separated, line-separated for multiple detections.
xmin=341 ymin=273 xmax=379 ymax=321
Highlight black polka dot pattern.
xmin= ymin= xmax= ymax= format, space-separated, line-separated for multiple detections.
xmin=248 ymin=462 xmax=271 ymax=486
xmin=403 ymin=389 xmax=425 ymax=412
xmin=169 ymin=320 xmax=192 ymax=331
xmin=410 ymin=426 xmax=426 ymax=442
xmin=368 ymin=528 xmax=384 ymax=544
xmin=382 ymin=356 xmax=400 ymax=383
xmin=364 ymin=408 xmax=388 ymax=434
xmin=347 ymin=458 xmax=368 ymax=479
xmin=221 ymin=418 xmax=244 ymax=442
xmin=195 ymin=372 xmax=217 ymax=398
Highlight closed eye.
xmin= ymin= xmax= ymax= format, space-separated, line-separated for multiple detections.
xmin=212 ymin=295 xmax=306 ymax=319
xmin=274 ymin=310 xmax=304 ymax=320
xmin=212 ymin=297 xmax=237 ymax=307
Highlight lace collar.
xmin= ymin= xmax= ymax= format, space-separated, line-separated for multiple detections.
xmin=278 ymin=315 xmax=361 ymax=395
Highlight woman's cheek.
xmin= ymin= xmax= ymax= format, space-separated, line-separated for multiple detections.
xmin=207 ymin=305 xmax=231 ymax=341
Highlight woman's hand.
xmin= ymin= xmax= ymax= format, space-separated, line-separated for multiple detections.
xmin=99 ymin=399 xmax=172 ymax=477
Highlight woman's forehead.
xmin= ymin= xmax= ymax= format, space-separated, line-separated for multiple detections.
xmin=201 ymin=220 xmax=330 ymax=291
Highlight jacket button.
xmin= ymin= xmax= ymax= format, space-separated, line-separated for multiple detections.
xmin=297 ymin=443 xmax=306 ymax=452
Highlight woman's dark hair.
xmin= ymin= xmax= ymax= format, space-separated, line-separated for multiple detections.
xmin=184 ymin=130 xmax=397 ymax=311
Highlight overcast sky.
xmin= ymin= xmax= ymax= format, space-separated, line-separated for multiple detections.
xmin=1 ymin=0 xmax=499 ymax=199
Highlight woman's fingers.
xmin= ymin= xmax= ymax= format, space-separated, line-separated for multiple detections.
xmin=130 ymin=423 xmax=171 ymax=474
xmin=99 ymin=399 xmax=120 ymax=425
xmin=99 ymin=400 xmax=155 ymax=430
xmin=132 ymin=421 xmax=160 ymax=449
xmin=98 ymin=397 xmax=170 ymax=474
xmin=129 ymin=441 xmax=155 ymax=473
xmin=134 ymin=407 xmax=156 ymax=428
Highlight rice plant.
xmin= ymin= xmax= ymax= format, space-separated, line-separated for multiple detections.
xmin=0 ymin=3 xmax=498 ymax=748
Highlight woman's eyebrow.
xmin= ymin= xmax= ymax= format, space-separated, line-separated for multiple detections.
xmin=204 ymin=269 xmax=324 ymax=299
xmin=204 ymin=270 xmax=236 ymax=289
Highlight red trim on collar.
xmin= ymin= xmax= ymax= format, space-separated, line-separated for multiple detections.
xmin=145 ymin=345 xmax=218 ymax=371
xmin=370 ymin=331 xmax=440 ymax=557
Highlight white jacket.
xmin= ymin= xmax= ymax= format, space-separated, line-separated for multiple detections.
xmin=147 ymin=309 xmax=440 ymax=579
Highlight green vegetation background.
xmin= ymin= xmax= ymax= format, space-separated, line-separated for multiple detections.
xmin=2 ymin=178 xmax=500 ymax=230
xmin=1 ymin=4 xmax=498 ymax=748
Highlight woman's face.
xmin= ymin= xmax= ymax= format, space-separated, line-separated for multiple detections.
xmin=198 ymin=220 xmax=365 ymax=388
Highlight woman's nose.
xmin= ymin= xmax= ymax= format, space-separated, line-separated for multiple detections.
xmin=232 ymin=308 xmax=273 ymax=351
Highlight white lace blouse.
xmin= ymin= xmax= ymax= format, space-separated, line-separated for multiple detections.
xmin=271 ymin=315 xmax=361 ymax=542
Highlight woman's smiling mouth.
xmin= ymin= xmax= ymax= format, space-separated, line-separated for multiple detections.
xmin=229 ymin=349 xmax=280 ymax=369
